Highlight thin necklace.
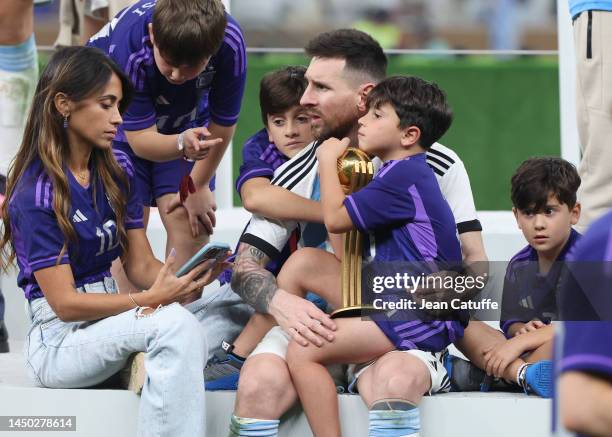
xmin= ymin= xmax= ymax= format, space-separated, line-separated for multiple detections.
xmin=73 ymin=169 xmax=89 ymax=184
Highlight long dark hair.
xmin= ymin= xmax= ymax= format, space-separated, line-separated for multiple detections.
xmin=1 ymin=46 xmax=134 ymax=271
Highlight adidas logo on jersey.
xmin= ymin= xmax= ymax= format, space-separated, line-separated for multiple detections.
xmin=72 ymin=209 xmax=88 ymax=223
xmin=156 ymin=95 xmax=170 ymax=105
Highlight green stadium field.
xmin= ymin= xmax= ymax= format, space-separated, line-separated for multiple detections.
xmin=233 ymin=54 xmax=561 ymax=210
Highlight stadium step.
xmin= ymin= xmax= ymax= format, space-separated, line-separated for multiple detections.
xmin=0 ymin=342 xmax=550 ymax=437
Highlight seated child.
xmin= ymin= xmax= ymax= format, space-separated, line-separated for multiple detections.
xmin=205 ymin=65 xmax=329 ymax=389
xmin=280 ymin=76 xmax=464 ymax=437
xmin=487 ymin=157 xmax=581 ymax=398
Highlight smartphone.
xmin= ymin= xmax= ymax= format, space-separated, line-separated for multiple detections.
xmin=175 ymin=242 xmax=231 ymax=277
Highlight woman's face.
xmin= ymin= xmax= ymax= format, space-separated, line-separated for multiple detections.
xmin=65 ymin=73 xmax=124 ymax=150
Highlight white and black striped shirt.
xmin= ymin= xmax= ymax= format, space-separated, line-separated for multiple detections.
xmin=240 ymin=141 xmax=482 ymax=260
xmin=427 ymin=143 xmax=482 ymax=234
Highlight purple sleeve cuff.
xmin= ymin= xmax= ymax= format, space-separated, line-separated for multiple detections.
xmin=343 ymin=195 xmax=368 ymax=232
xmin=235 ymin=168 xmax=274 ymax=194
xmin=559 ymin=354 xmax=612 ymax=376
xmin=125 ymin=218 xmax=144 ymax=230
xmin=500 ymin=319 xmax=523 ymax=338
xmin=210 ymin=111 xmax=239 ymax=127
xmin=29 ymin=254 xmax=70 ymax=272
xmin=122 ymin=113 xmax=157 ymax=131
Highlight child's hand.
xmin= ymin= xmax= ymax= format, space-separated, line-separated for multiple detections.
xmin=483 ymin=338 xmax=525 ymax=378
xmin=181 ymin=127 xmax=223 ymax=161
xmin=514 ymin=319 xmax=546 ymax=337
xmin=316 ymin=137 xmax=350 ymax=163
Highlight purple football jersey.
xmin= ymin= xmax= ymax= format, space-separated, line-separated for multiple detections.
xmin=500 ymin=229 xmax=581 ymax=337
xmin=344 ymin=153 xmax=461 ymax=264
xmin=343 ymin=153 xmax=465 ymax=352
xmin=88 ymin=0 xmax=247 ymax=139
xmin=9 ymin=150 xmax=144 ymax=300
xmin=235 ymin=128 xmax=289 ymax=194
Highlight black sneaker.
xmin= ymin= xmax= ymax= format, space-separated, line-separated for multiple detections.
xmin=444 ymin=354 xmax=485 ymax=391
xmin=444 ymin=354 xmax=521 ymax=392
xmin=0 ymin=320 xmax=9 ymax=353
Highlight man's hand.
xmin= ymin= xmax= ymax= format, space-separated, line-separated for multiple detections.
xmin=269 ymin=289 xmax=336 ymax=347
xmin=483 ymin=337 xmax=525 ymax=378
xmin=514 ymin=319 xmax=546 ymax=337
xmin=181 ymin=127 xmax=223 ymax=161
xmin=316 ymin=137 xmax=350 ymax=164
xmin=166 ymin=186 xmax=216 ymax=237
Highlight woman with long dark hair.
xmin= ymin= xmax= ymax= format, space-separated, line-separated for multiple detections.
xmin=0 ymin=46 xmax=217 ymax=437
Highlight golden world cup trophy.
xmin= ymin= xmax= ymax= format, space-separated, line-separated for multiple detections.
xmin=332 ymin=147 xmax=375 ymax=318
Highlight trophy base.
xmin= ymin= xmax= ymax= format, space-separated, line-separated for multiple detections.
xmin=331 ymin=305 xmax=377 ymax=319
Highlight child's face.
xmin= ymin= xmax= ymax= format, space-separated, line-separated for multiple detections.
xmin=266 ymin=106 xmax=313 ymax=159
xmin=152 ymin=44 xmax=209 ymax=85
xmin=357 ymin=103 xmax=403 ymax=159
xmin=513 ymin=193 xmax=581 ymax=257
xmin=149 ymin=25 xmax=209 ymax=85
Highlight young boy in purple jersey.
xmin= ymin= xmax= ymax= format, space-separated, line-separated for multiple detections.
xmin=206 ymin=66 xmax=332 ymax=389
xmin=484 ymin=157 xmax=582 ymax=398
xmin=236 ymin=66 xmax=320 ymax=222
xmin=88 ymin=0 xmax=247 ymax=296
xmin=276 ymin=76 xmax=463 ymax=437
xmin=554 ymin=211 xmax=612 ymax=437
xmin=0 ymin=47 xmax=226 ymax=437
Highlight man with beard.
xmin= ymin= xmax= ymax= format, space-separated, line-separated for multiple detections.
xmin=228 ymin=29 xmax=500 ymax=437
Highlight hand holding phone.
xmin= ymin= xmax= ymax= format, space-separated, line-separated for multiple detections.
xmin=175 ymin=242 xmax=231 ymax=277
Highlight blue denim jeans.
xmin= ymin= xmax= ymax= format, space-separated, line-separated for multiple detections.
xmin=185 ymin=283 xmax=253 ymax=361
xmin=25 ymin=277 xmax=207 ymax=437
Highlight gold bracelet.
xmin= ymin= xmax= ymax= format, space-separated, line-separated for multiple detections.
xmin=128 ymin=292 xmax=141 ymax=308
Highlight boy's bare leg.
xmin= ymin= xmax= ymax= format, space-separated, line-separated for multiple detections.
xmin=157 ymin=193 xmax=209 ymax=303
xmin=231 ymin=313 xmax=276 ymax=357
xmin=454 ymin=320 xmax=506 ymax=370
xmin=286 ymin=318 xmax=395 ymax=437
xmin=112 ymin=207 xmax=150 ymax=294
xmin=524 ymin=338 xmax=553 ymax=362
xmin=0 ymin=0 xmax=33 ymax=44
xmin=356 ymin=352 xmax=432 ymax=407
xmin=501 ymin=338 xmax=554 ymax=383
xmin=234 ymin=354 xmax=298 ymax=419
xmin=277 ymin=247 xmax=342 ymax=308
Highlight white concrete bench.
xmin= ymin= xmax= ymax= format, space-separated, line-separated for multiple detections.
xmin=0 ymin=341 xmax=550 ymax=437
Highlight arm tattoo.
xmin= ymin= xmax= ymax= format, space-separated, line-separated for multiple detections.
xmin=231 ymin=244 xmax=276 ymax=313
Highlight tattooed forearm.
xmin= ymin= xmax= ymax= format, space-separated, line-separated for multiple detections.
xmin=231 ymin=244 xmax=276 ymax=313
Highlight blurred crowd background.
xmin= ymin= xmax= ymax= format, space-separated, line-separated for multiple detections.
xmin=33 ymin=0 xmax=558 ymax=51
xmin=29 ymin=0 xmax=562 ymax=210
